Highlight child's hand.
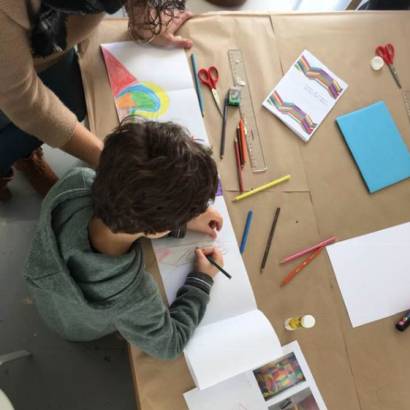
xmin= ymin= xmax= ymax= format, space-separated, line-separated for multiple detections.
xmin=194 ymin=247 xmax=224 ymax=278
xmin=187 ymin=206 xmax=223 ymax=239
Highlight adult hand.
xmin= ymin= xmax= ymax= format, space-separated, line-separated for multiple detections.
xmin=187 ymin=206 xmax=223 ymax=239
xmin=194 ymin=246 xmax=224 ymax=278
xmin=61 ymin=123 xmax=103 ymax=169
xmin=135 ymin=9 xmax=193 ymax=49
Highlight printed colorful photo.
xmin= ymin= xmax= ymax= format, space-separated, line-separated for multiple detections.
xmin=253 ymin=353 xmax=305 ymax=400
xmin=268 ymin=387 xmax=320 ymax=410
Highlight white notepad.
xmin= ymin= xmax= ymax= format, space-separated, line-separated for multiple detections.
xmin=327 ymin=222 xmax=410 ymax=327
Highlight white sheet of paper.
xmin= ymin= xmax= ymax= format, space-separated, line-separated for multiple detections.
xmin=184 ymin=310 xmax=282 ymax=390
xmin=326 ymin=222 xmax=410 ymax=327
xmin=101 ymin=42 xmax=208 ymax=144
xmin=184 ymin=341 xmax=327 ymax=410
xmin=262 ymin=50 xmax=348 ymax=142
xmin=152 ymin=195 xmax=257 ymax=326
xmin=184 ymin=372 xmax=266 ymax=410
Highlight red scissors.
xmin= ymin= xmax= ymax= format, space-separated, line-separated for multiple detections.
xmin=198 ymin=66 xmax=223 ymax=116
xmin=375 ymin=43 xmax=402 ymax=89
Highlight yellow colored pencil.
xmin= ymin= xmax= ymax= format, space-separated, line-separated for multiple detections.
xmin=232 ymin=175 xmax=291 ymax=202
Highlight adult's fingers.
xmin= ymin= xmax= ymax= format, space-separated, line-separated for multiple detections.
xmin=167 ymin=34 xmax=193 ymax=49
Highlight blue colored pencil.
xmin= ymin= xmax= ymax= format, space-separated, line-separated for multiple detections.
xmin=190 ymin=53 xmax=205 ymax=117
xmin=240 ymin=210 xmax=254 ymax=254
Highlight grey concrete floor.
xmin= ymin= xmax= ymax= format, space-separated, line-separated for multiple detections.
xmin=0 ymin=148 xmax=136 ymax=410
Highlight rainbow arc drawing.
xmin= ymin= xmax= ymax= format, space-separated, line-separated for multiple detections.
xmin=267 ymin=91 xmax=317 ymax=135
xmin=101 ymin=47 xmax=169 ymax=120
xmin=295 ymin=55 xmax=343 ymax=99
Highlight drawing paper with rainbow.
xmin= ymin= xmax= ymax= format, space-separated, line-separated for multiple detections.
xmin=101 ymin=42 xmax=208 ymax=144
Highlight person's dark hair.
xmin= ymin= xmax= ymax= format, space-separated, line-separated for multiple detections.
xmin=127 ymin=0 xmax=186 ymax=41
xmin=92 ymin=118 xmax=218 ymax=234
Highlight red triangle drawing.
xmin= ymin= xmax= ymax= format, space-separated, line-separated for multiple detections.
xmin=101 ymin=46 xmax=138 ymax=95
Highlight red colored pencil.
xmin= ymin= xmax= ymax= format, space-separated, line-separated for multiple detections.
xmin=236 ymin=126 xmax=244 ymax=167
xmin=280 ymin=247 xmax=322 ymax=287
xmin=239 ymin=119 xmax=247 ymax=165
xmin=280 ymin=236 xmax=336 ymax=264
xmin=234 ymin=140 xmax=244 ymax=193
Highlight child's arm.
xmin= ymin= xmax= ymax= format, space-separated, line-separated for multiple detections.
xmin=115 ymin=272 xmax=212 ymax=360
xmin=114 ymin=248 xmax=222 ymax=360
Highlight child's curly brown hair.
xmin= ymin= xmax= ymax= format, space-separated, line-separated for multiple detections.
xmin=92 ymin=117 xmax=218 ymax=234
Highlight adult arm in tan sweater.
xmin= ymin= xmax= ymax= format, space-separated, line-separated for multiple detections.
xmin=0 ymin=10 xmax=103 ymax=167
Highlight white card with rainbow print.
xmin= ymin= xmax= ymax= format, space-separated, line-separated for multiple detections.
xmin=101 ymin=42 xmax=208 ymax=145
xmin=263 ymin=50 xmax=348 ymax=142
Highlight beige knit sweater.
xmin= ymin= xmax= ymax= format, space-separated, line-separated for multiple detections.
xmin=0 ymin=1 xmax=104 ymax=147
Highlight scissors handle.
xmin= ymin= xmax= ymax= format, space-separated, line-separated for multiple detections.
xmin=198 ymin=66 xmax=219 ymax=89
xmin=198 ymin=68 xmax=210 ymax=86
xmin=376 ymin=43 xmax=395 ymax=65
xmin=207 ymin=66 xmax=219 ymax=84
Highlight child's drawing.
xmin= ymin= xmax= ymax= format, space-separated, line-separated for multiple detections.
xmin=100 ymin=42 xmax=209 ymax=144
xmin=101 ymin=46 xmax=169 ymax=121
xmin=157 ymin=241 xmax=230 ymax=267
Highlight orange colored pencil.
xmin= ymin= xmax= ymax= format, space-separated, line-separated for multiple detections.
xmin=234 ymin=140 xmax=244 ymax=193
xmin=280 ymin=247 xmax=322 ymax=287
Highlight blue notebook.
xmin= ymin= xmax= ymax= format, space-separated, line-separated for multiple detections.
xmin=336 ymin=101 xmax=410 ymax=193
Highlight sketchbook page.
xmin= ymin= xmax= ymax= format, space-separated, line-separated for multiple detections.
xmin=152 ymin=195 xmax=257 ymax=326
xmin=101 ymin=42 xmax=208 ymax=144
xmin=184 ymin=372 xmax=266 ymax=410
xmin=184 ymin=340 xmax=327 ymax=410
xmin=262 ymin=49 xmax=348 ymax=142
xmin=326 ymin=222 xmax=410 ymax=327
xmin=185 ymin=310 xmax=282 ymax=390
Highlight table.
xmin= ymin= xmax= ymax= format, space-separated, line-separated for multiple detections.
xmin=79 ymin=11 xmax=410 ymax=410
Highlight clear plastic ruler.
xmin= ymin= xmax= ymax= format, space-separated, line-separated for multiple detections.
xmin=228 ymin=49 xmax=267 ymax=173
xmin=402 ymin=90 xmax=410 ymax=126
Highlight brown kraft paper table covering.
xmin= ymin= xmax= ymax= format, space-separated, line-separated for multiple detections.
xmin=78 ymin=11 xmax=410 ymax=410
xmin=271 ymin=12 xmax=410 ymax=410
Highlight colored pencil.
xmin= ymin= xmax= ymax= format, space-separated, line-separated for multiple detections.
xmin=260 ymin=207 xmax=281 ymax=273
xmin=280 ymin=236 xmax=336 ymax=264
xmin=280 ymin=247 xmax=322 ymax=287
xmin=232 ymin=175 xmax=291 ymax=202
xmin=239 ymin=119 xmax=247 ymax=165
xmin=190 ymin=53 xmax=205 ymax=117
xmin=236 ymin=126 xmax=244 ymax=167
xmin=206 ymin=255 xmax=232 ymax=279
xmin=220 ymin=94 xmax=229 ymax=159
xmin=234 ymin=139 xmax=244 ymax=193
xmin=239 ymin=210 xmax=254 ymax=254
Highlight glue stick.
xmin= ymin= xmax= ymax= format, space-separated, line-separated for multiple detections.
xmin=284 ymin=315 xmax=316 ymax=331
